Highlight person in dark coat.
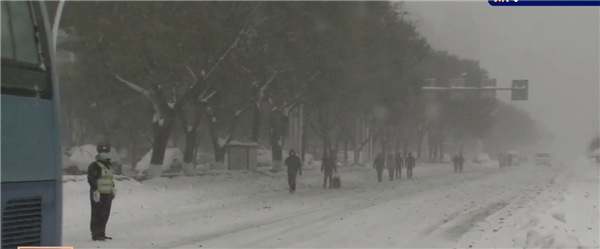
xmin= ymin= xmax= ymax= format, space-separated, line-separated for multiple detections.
xmin=405 ymin=153 xmax=416 ymax=179
xmin=373 ymin=153 xmax=385 ymax=182
xmin=395 ymin=152 xmax=404 ymax=179
xmin=452 ymin=154 xmax=460 ymax=173
xmin=457 ymin=154 xmax=465 ymax=173
xmin=284 ymin=149 xmax=302 ymax=193
xmin=321 ymin=156 xmax=338 ymax=189
xmin=386 ymin=154 xmax=395 ymax=181
xmin=87 ymin=142 xmax=116 ymax=241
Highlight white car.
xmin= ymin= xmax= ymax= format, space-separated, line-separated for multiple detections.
xmin=535 ymin=152 xmax=552 ymax=166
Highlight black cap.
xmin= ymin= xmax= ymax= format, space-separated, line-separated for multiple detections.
xmin=97 ymin=142 xmax=110 ymax=153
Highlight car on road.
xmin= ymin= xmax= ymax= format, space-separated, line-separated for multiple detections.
xmin=535 ymin=152 xmax=552 ymax=166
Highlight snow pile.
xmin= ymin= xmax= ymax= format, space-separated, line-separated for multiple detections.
xmin=257 ymin=148 xmax=272 ymax=167
xmin=135 ymin=148 xmax=184 ymax=174
xmin=69 ymin=144 xmax=121 ymax=172
xmin=62 ymin=154 xmax=76 ymax=169
xmin=513 ymin=159 xmax=599 ymax=248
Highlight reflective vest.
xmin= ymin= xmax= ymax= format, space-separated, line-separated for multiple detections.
xmin=97 ymin=162 xmax=114 ymax=194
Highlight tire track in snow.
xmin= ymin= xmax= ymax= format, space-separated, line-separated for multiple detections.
xmin=170 ymin=165 xmax=522 ymax=248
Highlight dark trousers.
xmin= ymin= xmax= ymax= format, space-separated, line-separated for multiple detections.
xmin=459 ymin=163 xmax=463 ymax=173
xmin=376 ymin=167 xmax=384 ymax=182
xmin=90 ymin=191 xmax=113 ymax=238
xmin=454 ymin=163 xmax=459 ymax=173
xmin=388 ymin=168 xmax=395 ymax=181
xmin=323 ymin=173 xmax=333 ymax=188
xmin=396 ymin=166 xmax=402 ymax=179
xmin=288 ymin=172 xmax=297 ymax=192
xmin=407 ymin=166 xmax=413 ymax=179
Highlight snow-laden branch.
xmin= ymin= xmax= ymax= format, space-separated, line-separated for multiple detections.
xmin=282 ymin=91 xmax=304 ymax=116
xmin=259 ymin=74 xmax=276 ymax=101
xmin=114 ymin=74 xmax=153 ymax=100
xmin=186 ymin=65 xmax=198 ymax=86
xmin=198 ymin=22 xmax=246 ymax=89
xmin=235 ymin=103 xmax=252 ymax=117
xmin=200 ymin=90 xmax=218 ymax=103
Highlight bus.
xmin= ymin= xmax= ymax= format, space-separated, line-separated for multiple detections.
xmin=1 ymin=1 xmax=62 ymax=248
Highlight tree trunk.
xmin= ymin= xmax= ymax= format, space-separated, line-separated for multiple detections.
xmin=251 ymin=104 xmax=261 ymax=143
xmin=183 ymin=131 xmax=196 ymax=163
xmin=130 ymin=139 xmax=137 ymax=172
xmin=301 ymin=113 xmax=307 ymax=162
xmin=439 ymin=137 xmax=444 ymax=160
xmin=207 ymin=116 xmax=226 ymax=169
xmin=269 ymin=110 xmax=286 ymax=171
xmin=322 ymin=137 xmax=329 ymax=159
xmin=381 ymin=135 xmax=387 ymax=159
xmin=148 ymin=116 xmax=175 ymax=178
xmin=270 ymin=124 xmax=284 ymax=171
xmin=344 ymin=139 xmax=348 ymax=162
xmin=417 ymin=137 xmax=423 ymax=159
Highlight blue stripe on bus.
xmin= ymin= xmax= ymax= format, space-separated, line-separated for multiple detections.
xmin=1 ymin=94 xmax=59 ymax=182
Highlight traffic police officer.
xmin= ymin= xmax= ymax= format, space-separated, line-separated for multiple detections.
xmin=87 ymin=142 xmax=116 ymax=241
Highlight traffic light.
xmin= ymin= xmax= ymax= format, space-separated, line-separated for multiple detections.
xmin=480 ymin=78 xmax=497 ymax=100
xmin=511 ymin=80 xmax=528 ymax=101
xmin=449 ymin=78 xmax=465 ymax=100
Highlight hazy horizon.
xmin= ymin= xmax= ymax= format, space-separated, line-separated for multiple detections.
xmin=405 ymin=2 xmax=599 ymax=154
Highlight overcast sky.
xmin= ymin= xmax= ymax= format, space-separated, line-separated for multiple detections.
xmin=405 ymin=2 xmax=599 ymax=153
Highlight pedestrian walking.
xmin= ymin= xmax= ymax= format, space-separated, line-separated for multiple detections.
xmin=284 ymin=149 xmax=302 ymax=193
xmin=373 ymin=153 xmax=385 ymax=182
xmin=395 ymin=152 xmax=404 ymax=179
xmin=458 ymin=154 xmax=465 ymax=173
xmin=386 ymin=154 xmax=395 ymax=181
xmin=87 ymin=142 xmax=116 ymax=241
xmin=405 ymin=153 xmax=416 ymax=179
xmin=321 ymin=156 xmax=338 ymax=189
xmin=452 ymin=154 xmax=459 ymax=173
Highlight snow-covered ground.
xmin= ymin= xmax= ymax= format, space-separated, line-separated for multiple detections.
xmin=63 ymin=159 xmax=599 ymax=248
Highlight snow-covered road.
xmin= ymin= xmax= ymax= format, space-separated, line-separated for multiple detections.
xmin=63 ymin=160 xmax=598 ymax=248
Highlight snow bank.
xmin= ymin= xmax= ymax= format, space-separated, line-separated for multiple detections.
xmin=257 ymin=149 xmax=272 ymax=167
xmin=62 ymin=154 xmax=75 ymax=169
xmin=69 ymin=144 xmax=120 ymax=172
xmin=135 ymin=148 xmax=184 ymax=174
xmin=513 ymin=159 xmax=599 ymax=248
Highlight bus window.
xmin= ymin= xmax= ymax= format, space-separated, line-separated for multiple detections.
xmin=1 ymin=1 xmax=50 ymax=99
xmin=1 ymin=2 xmax=13 ymax=58
xmin=9 ymin=1 xmax=39 ymax=64
xmin=1 ymin=1 xmax=40 ymax=64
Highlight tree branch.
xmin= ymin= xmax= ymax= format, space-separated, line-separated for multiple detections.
xmin=176 ymin=19 xmax=249 ymax=110
xmin=114 ymin=74 xmax=153 ymax=101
